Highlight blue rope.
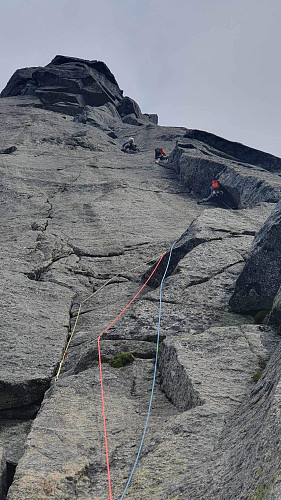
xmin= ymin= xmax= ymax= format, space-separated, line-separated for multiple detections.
xmin=120 ymin=240 xmax=176 ymax=499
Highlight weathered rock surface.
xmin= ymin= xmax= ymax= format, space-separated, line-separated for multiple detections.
xmin=1 ymin=57 xmax=281 ymax=500
xmin=0 ymin=146 xmax=17 ymax=155
xmin=143 ymin=203 xmax=274 ymax=287
xmin=267 ymin=286 xmax=281 ymax=328
xmin=0 ymin=421 xmax=32 ymax=465
xmin=85 ymin=102 xmax=122 ymax=132
xmin=1 ymin=55 xmax=123 ymax=116
xmin=0 ymin=448 xmax=7 ymax=500
xmin=1 ymin=274 xmax=72 ymax=410
xmin=6 ymin=204 xmax=277 ymax=499
xmin=201 ymin=340 xmax=281 ymax=499
xmin=116 ymin=96 xmax=157 ymax=126
xmin=159 ymin=325 xmax=274 ymax=412
xmin=116 ymin=96 xmax=142 ymax=119
xmin=143 ymin=113 xmax=158 ymax=125
xmin=230 ymin=201 xmax=281 ymax=313
xmin=153 ymin=325 xmax=279 ymax=500
xmin=1 ymin=56 xmax=158 ymax=126
xmin=169 ymin=137 xmax=281 ymax=208
xmin=184 ymin=129 xmax=281 ymax=172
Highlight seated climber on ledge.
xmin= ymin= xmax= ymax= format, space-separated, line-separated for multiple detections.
xmin=197 ymin=179 xmax=223 ymax=204
xmin=122 ymin=137 xmax=139 ymax=153
xmin=155 ymin=147 xmax=168 ymax=163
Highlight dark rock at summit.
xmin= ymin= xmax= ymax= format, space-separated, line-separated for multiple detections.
xmin=49 ymin=55 xmax=120 ymax=86
xmin=117 ymin=96 xmax=159 ymax=126
xmin=1 ymin=55 xmax=124 ymax=116
xmin=230 ymin=201 xmax=281 ymax=313
xmin=121 ymin=114 xmax=145 ymax=126
xmin=1 ymin=56 xmax=159 ymax=122
xmin=0 ymin=67 xmax=37 ymax=97
xmin=143 ymin=113 xmax=158 ymax=124
xmin=116 ymin=96 xmax=142 ymax=118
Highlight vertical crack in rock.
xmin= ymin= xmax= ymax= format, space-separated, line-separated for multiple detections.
xmin=31 ymin=199 xmax=53 ymax=233
xmin=46 ymin=198 xmax=52 ymax=218
xmin=6 ymin=462 xmax=16 ymax=496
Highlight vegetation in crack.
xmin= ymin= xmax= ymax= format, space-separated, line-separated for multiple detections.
xmin=253 ymin=360 xmax=267 ymax=383
xmin=109 ymin=352 xmax=135 ymax=368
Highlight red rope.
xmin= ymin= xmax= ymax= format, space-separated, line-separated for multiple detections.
xmin=97 ymin=251 xmax=166 ymax=499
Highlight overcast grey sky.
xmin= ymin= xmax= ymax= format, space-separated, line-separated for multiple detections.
xmin=1 ymin=0 xmax=280 ymax=157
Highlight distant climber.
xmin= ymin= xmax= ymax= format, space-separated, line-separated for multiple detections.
xmin=197 ymin=179 xmax=223 ymax=204
xmin=122 ymin=137 xmax=139 ymax=153
xmin=155 ymin=147 xmax=168 ymax=163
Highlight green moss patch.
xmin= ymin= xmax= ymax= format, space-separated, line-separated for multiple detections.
xmin=109 ymin=352 xmax=135 ymax=368
xmin=253 ymin=483 xmax=268 ymax=500
xmin=253 ymin=356 xmax=267 ymax=383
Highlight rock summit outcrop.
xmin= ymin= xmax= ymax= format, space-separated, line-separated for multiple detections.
xmin=1 ymin=55 xmax=158 ymax=126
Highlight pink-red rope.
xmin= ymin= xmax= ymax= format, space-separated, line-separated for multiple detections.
xmin=97 ymin=251 xmax=166 ymax=500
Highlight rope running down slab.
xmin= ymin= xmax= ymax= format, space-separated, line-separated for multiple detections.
xmin=120 ymin=240 xmax=176 ymax=499
xmin=97 ymin=251 xmax=167 ymax=500
xmin=54 ymin=251 xmax=167 ymax=382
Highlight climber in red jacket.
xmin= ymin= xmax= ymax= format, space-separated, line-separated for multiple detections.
xmin=155 ymin=147 xmax=168 ymax=163
xmin=197 ymin=179 xmax=223 ymax=204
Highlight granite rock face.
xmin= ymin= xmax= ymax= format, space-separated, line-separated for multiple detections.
xmin=184 ymin=129 xmax=281 ymax=172
xmin=0 ymin=448 xmax=7 ymax=500
xmin=116 ymin=96 xmax=142 ymax=118
xmin=201 ymin=340 xmax=281 ymax=500
xmin=169 ymin=136 xmax=281 ymax=208
xmin=267 ymin=287 xmax=281 ymax=328
xmin=143 ymin=113 xmax=158 ymax=125
xmin=1 ymin=57 xmax=281 ymax=499
xmin=230 ymin=201 xmax=281 ymax=313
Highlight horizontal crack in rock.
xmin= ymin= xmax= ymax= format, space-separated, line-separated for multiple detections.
xmin=72 ymin=247 xmax=124 ymax=258
xmin=25 ymin=253 xmax=74 ymax=281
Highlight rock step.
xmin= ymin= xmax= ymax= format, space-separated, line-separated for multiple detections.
xmin=169 ymin=140 xmax=281 ymax=208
